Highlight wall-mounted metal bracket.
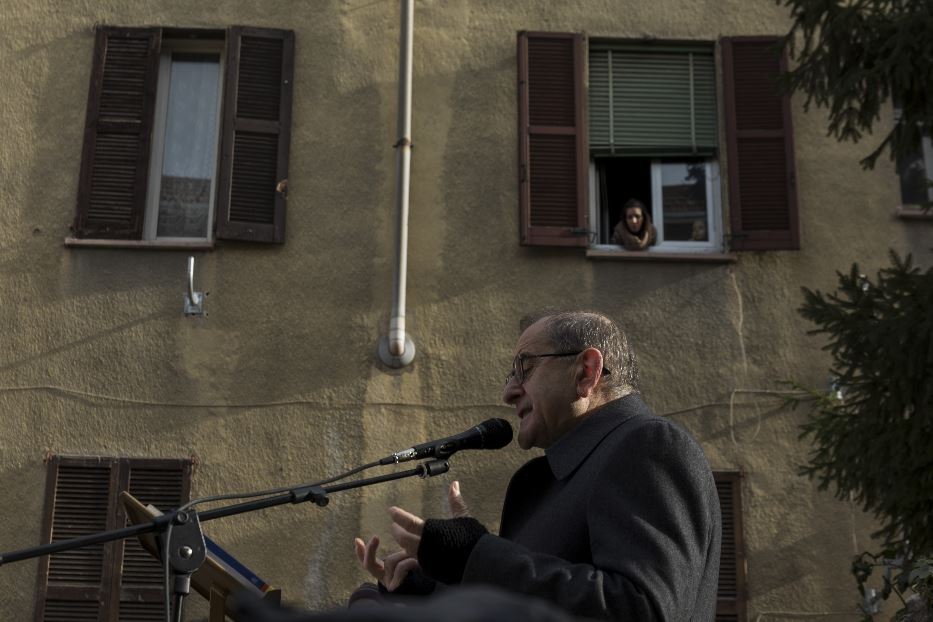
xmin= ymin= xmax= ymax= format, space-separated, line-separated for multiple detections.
xmin=184 ymin=256 xmax=206 ymax=317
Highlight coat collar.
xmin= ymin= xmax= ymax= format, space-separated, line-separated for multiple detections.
xmin=544 ymin=394 xmax=649 ymax=480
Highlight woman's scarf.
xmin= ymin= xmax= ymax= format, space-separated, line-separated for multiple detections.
xmin=612 ymin=218 xmax=657 ymax=250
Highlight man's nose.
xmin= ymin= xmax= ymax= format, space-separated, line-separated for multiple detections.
xmin=502 ymin=377 xmax=523 ymax=404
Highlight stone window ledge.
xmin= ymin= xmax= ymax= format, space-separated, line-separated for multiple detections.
xmin=65 ymin=238 xmax=215 ymax=251
xmin=896 ymin=207 xmax=933 ymax=221
xmin=586 ymin=249 xmax=737 ymax=263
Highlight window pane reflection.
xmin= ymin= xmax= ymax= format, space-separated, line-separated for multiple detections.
xmin=157 ymin=53 xmax=220 ymax=238
xmin=897 ymin=146 xmax=929 ymax=206
xmin=660 ymin=162 xmax=708 ymax=241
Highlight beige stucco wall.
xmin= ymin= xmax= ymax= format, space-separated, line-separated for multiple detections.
xmin=1 ymin=0 xmax=928 ymax=619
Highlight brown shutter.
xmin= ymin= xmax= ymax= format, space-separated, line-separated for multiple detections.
xmin=216 ymin=27 xmax=294 ymax=243
xmin=34 ymin=457 xmax=192 ymax=622
xmin=34 ymin=457 xmax=119 ymax=622
xmin=714 ymin=471 xmax=746 ymax=622
xmin=518 ymin=32 xmax=588 ymax=246
xmin=111 ymin=459 xmax=191 ymax=620
xmin=73 ymin=27 xmax=161 ymax=240
xmin=722 ymin=37 xmax=799 ymax=251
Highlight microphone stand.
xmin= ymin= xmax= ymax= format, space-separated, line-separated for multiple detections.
xmin=0 ymin=459 xmax=451 ymax=620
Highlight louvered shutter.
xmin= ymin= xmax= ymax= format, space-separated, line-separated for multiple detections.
xmin=722 ymin=37 xmax=799 ymax=251
xmin=35 ymin=457 xmax=118 ymax=622
xmin=112 ymin=460 xmax=191 ymax=621
xmin=35 ymin=457 xmax=191 ymax=622
xmin=216 ymin=27 xmax=294 ymax=243
xmin=589 ymin=45 xmax=717 ymax=156
xmin=518 ymin=32 xmax=588 ymax=246
xmin=714 ymin=472 xmax=746 ymax=622
xmin=73 ymin=27 xmax=160 ymax=240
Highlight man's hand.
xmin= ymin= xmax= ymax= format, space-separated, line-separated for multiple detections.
xmin=388 ymin=481 xmax=470 ymax=556
xmin=353 ymin=535 xmax=422 ymax=591
xmin=448 ymin=480 xmax=469 ymax=517
xmin=353 ymin=481 xmax=470 ymax=591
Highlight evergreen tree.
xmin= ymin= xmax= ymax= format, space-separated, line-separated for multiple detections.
xmin=781 ymin=0 xmax=933 ymax=170
xmin=779 ymin=0 xmax=933 ymax=617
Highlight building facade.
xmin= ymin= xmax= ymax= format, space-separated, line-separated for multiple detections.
xmin=1 ymin=0 xmax=929 ymax=619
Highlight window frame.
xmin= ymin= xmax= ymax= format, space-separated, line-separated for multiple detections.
xmin=651 ymin=158 xmax=722 ymax=251
xmin=143 ymin=38 xmax=226 ymax=243
xmin=585 ymin=39 xmax=725 ymax=255
xmin=588 ymin=157 xmax=724 ymax=253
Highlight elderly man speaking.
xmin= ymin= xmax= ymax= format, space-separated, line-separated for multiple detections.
xmin=355 ymin=311 xmax=721 ymax=620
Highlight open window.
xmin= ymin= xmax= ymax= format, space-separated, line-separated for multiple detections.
xmin=588 ymin=43 xmax=723 ymax=252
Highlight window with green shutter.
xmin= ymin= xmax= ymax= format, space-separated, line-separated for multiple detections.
xmin=519 ymin=34 xmax=799 ymax=254
xmin=588 ymin=42 xmax=723 ymax=251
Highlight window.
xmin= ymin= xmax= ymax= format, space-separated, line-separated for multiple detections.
xmin=34 ymin=456 xmax=191 ymax=621
xmin=517 ymin=33 xmax=799 ymax=253
xmin=588 ymin=44 xmax=722 ymax=252
xmin=895 ymin=108 xmax=933 ymax=207
xmin=714 ymin=471 xmax=747 ymax=622
xmin=146 ymin=43 xmax=224 ymax=241
xmin=70 ymin=26 xmax=294 ymax=246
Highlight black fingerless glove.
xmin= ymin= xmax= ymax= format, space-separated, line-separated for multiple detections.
xmin=417 ymin=516 xmax=488 ymax=585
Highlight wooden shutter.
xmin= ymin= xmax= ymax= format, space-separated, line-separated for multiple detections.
xmin=216 ymin=27 xmax=294 ymax=244
xmin=34 ymin=457 xmax=118 ymax=622
xmin=73 ymin=27 xmax=161 ymax=240
xmin=111 ymin=459 xmax=191 ymax=621
xmin=714 ymin=471 xmax=746 ymax=622
xmin=34 ymin=457 xmax=191 ymax=622
xmin=518 ymin=32 xmax=588 ymax=246
xmin=722 ymin=37 xmax=799 ymax=251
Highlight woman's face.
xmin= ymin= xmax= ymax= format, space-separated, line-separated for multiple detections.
xmin=625 ymin=207 xmax=644 ymax=233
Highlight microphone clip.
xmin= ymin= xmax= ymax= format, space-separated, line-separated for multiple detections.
xmin=417 ymin=460 xmax=449 ymax=478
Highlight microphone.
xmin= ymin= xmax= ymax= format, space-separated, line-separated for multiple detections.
xmin=379 ymin=418 xmax=513 ymax=465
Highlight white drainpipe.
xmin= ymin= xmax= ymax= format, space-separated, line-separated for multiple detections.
xmin=379 ymin=0 xmax=416 ymax=368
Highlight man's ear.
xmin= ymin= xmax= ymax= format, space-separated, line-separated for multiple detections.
xmin=576 ymin=348 xmax=605 ymax=398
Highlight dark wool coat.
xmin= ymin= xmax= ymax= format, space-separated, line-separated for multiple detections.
xmin=461 ymin=395 xmax=721 ymax=621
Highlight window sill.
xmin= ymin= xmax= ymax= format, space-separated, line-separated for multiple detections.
xmin=64 ymin=238 xmax=215 ymax=251
xmin=896 ymin=206 xmax=933 ymax=221
xmin=586 ymin=249 xmax=737 ymax=263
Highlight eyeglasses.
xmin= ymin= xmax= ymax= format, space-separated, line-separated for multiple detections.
xmin=506 ymin=352 xmax=613 ymax=386
xmin=505 ymin=352 xmax=578 ymax=385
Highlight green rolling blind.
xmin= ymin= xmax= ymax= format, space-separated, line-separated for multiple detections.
xmin=589 ymin=44 xmax=717 ymax=156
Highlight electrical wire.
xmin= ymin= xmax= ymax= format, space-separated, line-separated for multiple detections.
xmin=0 ymin=384 xmax=506 ymax=412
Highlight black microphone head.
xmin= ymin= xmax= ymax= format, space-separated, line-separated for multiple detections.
xmin=478 ymin=418 xmax=513 ymax=450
